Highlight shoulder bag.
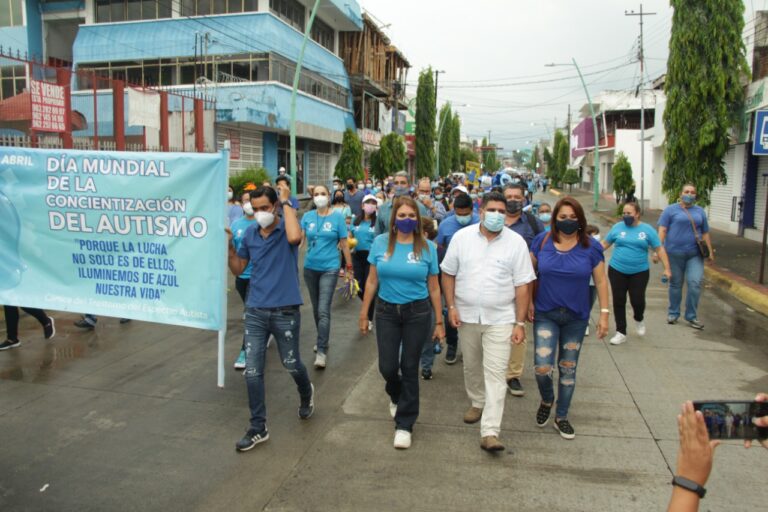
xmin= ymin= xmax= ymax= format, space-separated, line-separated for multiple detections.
xmin=680 ymin=204 xmax=710 ymax=259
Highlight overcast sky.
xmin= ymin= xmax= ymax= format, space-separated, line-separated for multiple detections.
xmin=359 ymin=0 xmax=764 ymax=155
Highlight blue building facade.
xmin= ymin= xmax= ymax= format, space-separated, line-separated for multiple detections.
xmin=1 ymin=0 xmax=363 ymax=193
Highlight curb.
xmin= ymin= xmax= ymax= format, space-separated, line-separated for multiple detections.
xmin=550 ymin=188 xmax=562 ymax=196
xmin=703 ymin=265 xmax=768 ymax=317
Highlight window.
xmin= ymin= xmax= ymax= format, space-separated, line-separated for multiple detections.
xmin=96 ymin=0 xmax=173 ymax=22
xmin=310 ymin=16 xmax=334 ymax=52
xmin=0 ymin=65 xmax=25 ymax=100
xmin=180 ymin=0 xmax=257 ymax=15
xmin=269 ymin=0 xmax=304 ymax=32
xmin=1 ymin=0 xmax=22 ymax=27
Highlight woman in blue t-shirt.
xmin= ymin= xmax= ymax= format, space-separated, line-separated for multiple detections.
xmin=358 ymin=196 xmax=445 ymax=450
xmin=530 ymin=196 xmax=610 ymax=440
xmin=351 ymin=195 xmax=379 ymax=329
xmin=602 ymin=202 xmax=672 ymax=346
xmin=657 ymin=183 xmax=715 ymax=330
xmin=300 ymin=184 xmax=353 ymax=370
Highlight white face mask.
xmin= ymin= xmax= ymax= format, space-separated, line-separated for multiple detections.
xmin=357 ymin=183 xmax=364 ymax=190
xmin=314 ymin=195 xmax=329 ymax=209
xmin=254 ymin=211 xmax=275 ymax=229
xmin=227 ymin=190 xmax=233 ymax=200
xmin=242 ymin=202 xmax=254 ymax=216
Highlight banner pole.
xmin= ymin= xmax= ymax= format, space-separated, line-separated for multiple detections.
xmin=218 ymin=144 xmax=231 ymax=388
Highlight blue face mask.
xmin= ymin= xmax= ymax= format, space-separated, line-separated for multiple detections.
xmin=682 ymin=194 xmax=695 ymax=205
xmin=395 ymin=217 xmax=418 ymax=234
xmin=539 ymin=212 xmax=551 ymax=223
xmin=456 ymin=214 xmax=472 ymax=226
xmin=623 ymin=215 xmax=635 ymax=227
xmin=482 ymin=211 xmax=505 ymax=232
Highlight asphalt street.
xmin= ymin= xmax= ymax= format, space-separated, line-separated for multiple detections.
xmin=1 ymin=191 xmax=767 ymax=512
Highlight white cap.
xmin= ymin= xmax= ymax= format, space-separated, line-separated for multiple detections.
xmin=453 ymin=185 xmax=468 ymax=195
xmin=362 ymin=194 xmax=378 ymax=204
xmin=279 ymin=166 xmax=286 ymax=173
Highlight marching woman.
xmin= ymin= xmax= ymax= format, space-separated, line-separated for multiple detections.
xmin=602 ymin=201 xmax=672 ymax=345
xmin=657 ymin=183 xmax=715 ymax=330
xmin=351 ymin=194 xmax=379 ymax=331
xmin=1 ymin=306 xmax=55 ymax=350
xmin=301 ymin=184 xmax=353 ymax=370
xmin=530 ymin=196 xmax=609 ymax=440
xmin=359 ymin=196 xmax=445 ymax=449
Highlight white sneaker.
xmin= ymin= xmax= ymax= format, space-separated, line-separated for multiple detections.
xmin=394 ymin=429 xmax=411 ymax=449
xmin=389 ymin=402 xmax=397 ymax=418
xmin=585 ymin=325 xmax=590 ymax=336
xmin=636 ymin=321 xmax=646 ymax=336
xmin=267 ymin=334 xmax=275 ymax=348
xmin=313 ymin=344 xmax=317 ymax=353
xmin=368 ymin=320 xmax=374 ymax=332
xmin=609 ymin=332 xmax=627 ymax=345
xmin=314 ymin=353 xmax=327 ymax=369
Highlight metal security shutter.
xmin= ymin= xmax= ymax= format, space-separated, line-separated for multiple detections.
xmin=216 ymin=126 xmax=263 ymax=175
xmin=308 ymin=141 xmax=333 ymax=188
xmin=755 ymin=156 xmax=768 ymax=231
xmin=709 ymin=147 xmax=736 ymax=228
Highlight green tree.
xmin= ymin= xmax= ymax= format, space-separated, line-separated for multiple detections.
xmin=481 ymin=136 xmax=499 ymax=172
xmin=378 ymin=133 xmax=406 ymax=178
xmin=415 ymin=68 xmax=436 ymax=178
xmin=549 ymin=130 xmax=569 ymax=186
xmin=527 ymin=146 xmax=540 ymax=172
xmin=562 ymin=168 xmax=580 ymax=192
xmin=542 ymin=147 xmax=555 ymax=179
xmin=368 ymin=149 xmax=383 ymax=180
xmin=451 ymin=113 xmax=461 ymax=173
xmin=335 ymin=128 xmax=364 ymax=182
xmin=459 ymin=147 xmax=479 ymax=169
xmin=437 ymin=104 xmax=453 ymax=177
xmin=663 ymin=0 xmax=749 ymax=205
xmin=229 ymin=166 xmax=271 ymax=196
xmin=555 ymin=132 xmax=569 ymax=181
xmin=612 ymin=152 xmax=635 ymax=204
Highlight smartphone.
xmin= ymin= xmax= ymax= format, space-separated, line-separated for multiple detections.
xmin=692 ymin=400 xmax=768 ymax=441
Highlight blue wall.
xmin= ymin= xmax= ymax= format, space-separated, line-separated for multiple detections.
xmin=0 ymin=26 xmax=29 ymax=56
xmin=24 ymin=0 xmax=43 ymax=61
xmin=263 ymin=132 xmax=278 ymax=174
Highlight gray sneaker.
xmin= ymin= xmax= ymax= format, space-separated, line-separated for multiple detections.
xmin=688 ymin=319 xmax=704 ymax=330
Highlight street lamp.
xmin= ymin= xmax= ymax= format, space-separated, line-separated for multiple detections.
xmin=436 ymin=103 xmax=469 ymax=177
xmin=530 ymin=121 xmax=551 ymax=138
xmin=546 ymin=59 xmax=600 ymax=211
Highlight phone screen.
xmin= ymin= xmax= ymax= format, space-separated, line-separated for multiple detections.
xmin=692 ymin=401 xmax=768 ymax=441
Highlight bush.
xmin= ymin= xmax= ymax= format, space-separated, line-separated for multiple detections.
xmin=229 ymin=167 xmax=271 ymax=196
xmin=615 ymin=202 xmax=626 ymax=217
xmin=562 ymin=168 xmax=579 ymax=191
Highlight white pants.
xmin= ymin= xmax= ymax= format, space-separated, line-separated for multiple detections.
xmin=459 ymin=323 xmax=513 ymax=438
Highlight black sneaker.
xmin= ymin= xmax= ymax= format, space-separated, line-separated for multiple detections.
xmin=74 ymin=318 xmax=95 ymax=329
xmin=688 ymin=319 xmax=704 ymax=330
xmin=506 ymin=378 xmax=525 ymax=397
xmin=0 ymin=339 xmax=21 ymax=351
xmin=119 ymin=318 xmax=132 ymax=324
xmin=235 ymin=428 xmax=269 ymax=452
xmin=536 ymin=402 xmax=552 ymax=427
xmin=554 ymin=418 xmax=576 ymax=440
xmin=299 ymin=383 xmax=315 ymax=419
xmin=445 ymin=346 xmax=458 ymax=365
xmin=421 ymin=368 xmax=433 ymax=380
xmin=43 ymin=317 xmax=55 ymax=340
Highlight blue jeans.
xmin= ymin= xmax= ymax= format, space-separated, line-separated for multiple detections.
xmin=419 ymin=309 xmax=436 ymax=371
xmin=667 ymin=252 xmax=704 ymax=321
xmin=534 ymin=308 xmax=589 ymax=419
xmin=303 ymin=268 xmax=337 ymax=354
xmin=376 ymin=298 xmax=433 ymax=432
xmin=243 ymin=306 xmax=312 ymax=432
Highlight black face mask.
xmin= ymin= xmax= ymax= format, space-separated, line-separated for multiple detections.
xmin=333 ymin=195 xmax=345 ymax=204
xmin=506 ymin=200 xmax=523 ymax=214
xmin=556 ymin=219 xmax=580 ymax=235
xmin=346 ymin=183 xmax=355 ymax=191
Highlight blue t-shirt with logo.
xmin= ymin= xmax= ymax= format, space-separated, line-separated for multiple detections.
xmin=658 ymin=203 xmax=709 ymax=254
xmin=230 ymin=216 xmax=257 ymax=279
xmin=368 ymin=235 xmax=439 ymax=304
xmin=605 ymin=221 xmax=661 ymax=274
xmin=301 ymin=210 xmax=348 ymax=271
xmin=532 ymin=233 xmax=604 ymax=320
xmin=352 ymin=220 xmax=376 ymax=252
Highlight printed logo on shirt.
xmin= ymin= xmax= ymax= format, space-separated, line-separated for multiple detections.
xmin=322 ymin=222 xmax=333 ymax=232
xmin=619 ymin=231 xmax=627 ymax=238
xmin=236 ymin=229 xmax=243 ymax=237
xmin=406 ymin=252 xmax=419 ymax=264
xmin=307 ymin=222 xmax=316 ymax=232
xmin=638 ymin=232 xmax=647 ymax=240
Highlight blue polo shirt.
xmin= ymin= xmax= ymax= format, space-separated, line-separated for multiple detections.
xmin=605 ymin=222 xmax=661 ymax=274
xmin=368 ymin=235 xmax=439 ymax=304
xmin=658 ymin=203 xmax=709 ymax=254
xmin=230 ymin=216 xmax=257 ymax=279
xmin=352 ymin=219 xmax=376 ymax=251
xmin=345 ymin=189 xmax=366 ymax=218
xmin=237 ymin=219 xmax=302 ymax=308
xmin=301 ymin=210 xmax=348 ymax=271
xmin=532 ymin=233 xmax=604 ymax=320
xmin=436 ymin=212 xmax=480 ymax=248
xmin=506 ymin=212 xmax=545 ymax=249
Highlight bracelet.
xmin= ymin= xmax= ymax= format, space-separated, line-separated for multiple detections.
xmin=435 ymin=321 xmax=444 ymax=325
xmin=600 ymin=308 xmax=610 ymax=314
xmin=448 ymin=305 xmax=456 ymax=310
xmin=515 ymin=321 xmax=525 ymax=326
xmin=346 ymin=264 xmax=353 ymax=270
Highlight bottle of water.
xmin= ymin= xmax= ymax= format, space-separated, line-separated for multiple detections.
xmin=433 ymin=341 xmax=442 ymax=354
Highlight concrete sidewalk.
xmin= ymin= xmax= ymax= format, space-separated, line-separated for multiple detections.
xmin=1 ymin=203 xmax=767 ymax=511
xmin=550 ymin=187 xmax=768 ymax=317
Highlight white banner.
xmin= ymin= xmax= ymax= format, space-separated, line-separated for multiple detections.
xmin=127 ymin=88 xmax=160 ymax=130
xmin=379 ymin=106 xmax=392 ymax=136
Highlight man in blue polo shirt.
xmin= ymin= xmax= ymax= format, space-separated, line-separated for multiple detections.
xmin=227 ymin=183 xmax=314 ymax=452
xmin=375 ymin=171 xmax=431 ymax=234
xmin=434 ymin=193 xmax=479 ymax=365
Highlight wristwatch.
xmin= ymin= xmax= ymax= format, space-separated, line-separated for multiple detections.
xmin=281 ymin=200 xmax=292 ymax=208
xmin=671 ymin=476 xmax=706 ymax=498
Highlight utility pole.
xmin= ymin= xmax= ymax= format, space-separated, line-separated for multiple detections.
xmin=626 ymin=4 xmax=656 ymax=210
xmin=434 ymin=70 xmax=445 ymax=107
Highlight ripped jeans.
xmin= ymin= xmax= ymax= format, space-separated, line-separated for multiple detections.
xmin=244 ymin=306 xmax=312 ymax=432
xmin=533 ymin=308 xmax=589 ymax=419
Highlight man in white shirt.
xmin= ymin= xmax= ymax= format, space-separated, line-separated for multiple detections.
xmin=441 ymin=191 xmax=536 ymax=451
